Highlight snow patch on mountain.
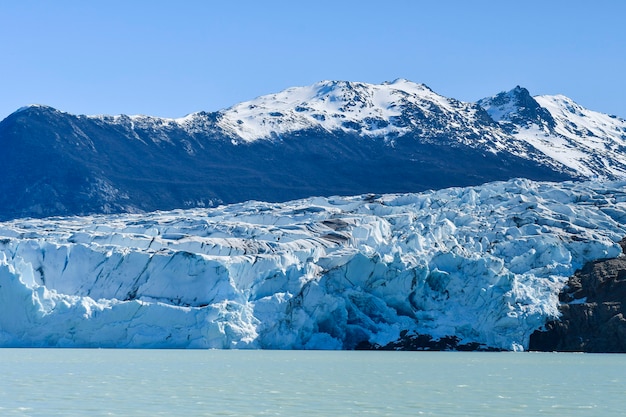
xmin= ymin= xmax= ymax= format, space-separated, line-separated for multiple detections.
xmin=1 ymin=179 xmax=625 ymax=350
xmin=536 ymin=95 xmax=626 ymax=144
xmin=14 ymin=104 xmax=52 ymax=114
xmin=514 ymin=96 xmax=626 ymax=179
xmin=510 ymin=126 xmax=594 ymax=176
xmin=479 ymin=87 xmax=626 ymax=180
xmin=216 ymin=79 xmax=479 ymax=142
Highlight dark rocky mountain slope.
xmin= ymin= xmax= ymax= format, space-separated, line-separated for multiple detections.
xmin=3 ymin=80 xmax=625 ymax=220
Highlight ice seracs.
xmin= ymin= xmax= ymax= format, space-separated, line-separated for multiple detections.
xmin=1 ymin=179 xmax=625 ymax=350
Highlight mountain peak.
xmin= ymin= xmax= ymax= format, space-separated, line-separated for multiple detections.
xmin=477 ymin=86 xmax=555 ymax=129
xmin=215 ymin=79 xmax=465 ymax=141
xmin=12 ymin=104 xmax=60 ymax=116
xmin=384 ymin=78 xmax=431 ymax=90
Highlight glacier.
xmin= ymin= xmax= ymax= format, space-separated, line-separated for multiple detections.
xmin=1 ymin=178 xmax=626 ymax=350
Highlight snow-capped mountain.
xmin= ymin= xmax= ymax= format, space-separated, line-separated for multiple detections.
xmin=478 ymin=86 xmax=626 ymax=178
xmin=1 ymin=79 xmax=626 ymax=220
xmin=217 ymin=79 xmax=496 ymax=143
xmin=1 ymin=179 xmax=625 ymax=350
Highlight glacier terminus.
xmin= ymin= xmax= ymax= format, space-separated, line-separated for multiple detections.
xmin=2 ymin=79 xmax=626 ymax=350
xmin=1 ymin=179 xmax=626 ymax=350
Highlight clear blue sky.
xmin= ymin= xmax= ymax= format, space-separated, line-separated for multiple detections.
xmin=1 ymin=0 xmax=625 ymax=120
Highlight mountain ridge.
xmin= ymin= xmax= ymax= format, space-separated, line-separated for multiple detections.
xmin=2 ymin=80 xmax=624 ymax=220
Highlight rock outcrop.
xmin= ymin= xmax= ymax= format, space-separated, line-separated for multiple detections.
xmin=355 ymin=332 xmax=503 ymax=351
xmin=529 ymin=239 xmax=626 ymax=352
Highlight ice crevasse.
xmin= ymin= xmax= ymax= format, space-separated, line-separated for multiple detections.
xmin=1 ymin=178 xmax=626 ymax=350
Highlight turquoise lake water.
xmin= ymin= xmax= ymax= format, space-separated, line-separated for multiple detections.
xmin=0 ymin=349 xmax=624 ymax=416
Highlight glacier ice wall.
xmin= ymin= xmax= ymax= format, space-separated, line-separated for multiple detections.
xmin=1 ymin=179 xmax=626 ymax=350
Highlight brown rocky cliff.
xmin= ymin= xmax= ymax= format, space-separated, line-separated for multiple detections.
xmin=529 ymin=239 xmax=626 ymax=352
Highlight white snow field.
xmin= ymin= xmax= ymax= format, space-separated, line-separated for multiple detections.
xmin=1 ymin=179 xmax=626 ymax=350
xmin=479 ymin=86 xmax=626 ymax=180
xmin=215 ymin=79 xmax=482 ymax=142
